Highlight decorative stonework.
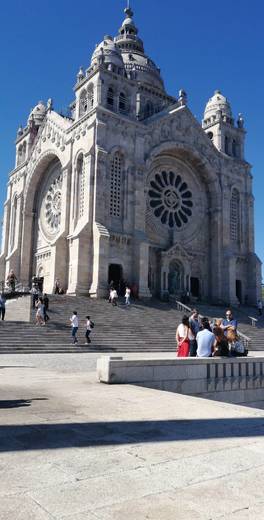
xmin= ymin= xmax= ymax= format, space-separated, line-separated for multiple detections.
xmin=148 ymin=170 xmax=193 ymax=228
xmin=44 ymin=175 xmax=62 ymax=233
xmin=39 ymin=162 xmax=63 ymax=240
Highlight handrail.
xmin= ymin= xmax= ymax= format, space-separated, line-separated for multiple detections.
xmin=248 ymin=316 xmax=258 ymax=327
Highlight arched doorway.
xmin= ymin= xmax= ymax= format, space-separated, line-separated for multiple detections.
xmin=190 ymin=277 xmax=200 ymax=298
xmin=108 ymin=264 xmax=123 ymax=290
xmin=168 ymin=260 xmax=184 ymax=295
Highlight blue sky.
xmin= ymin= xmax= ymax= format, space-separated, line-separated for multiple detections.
xmin=0 ymin=0 xmax=263 ymax=271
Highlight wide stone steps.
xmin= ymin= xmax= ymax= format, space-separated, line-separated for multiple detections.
xmin=0 ymin=294 xmax=263 ymax=353
xmin=0 ymin=295 xmax=179 ymax=353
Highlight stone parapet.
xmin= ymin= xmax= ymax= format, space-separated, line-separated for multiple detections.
xmin=97 ymin=356 xmax=264 ymax=405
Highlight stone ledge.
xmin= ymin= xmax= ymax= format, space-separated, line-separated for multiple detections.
xmin=97 ymin=356 xmax=264 ymax=404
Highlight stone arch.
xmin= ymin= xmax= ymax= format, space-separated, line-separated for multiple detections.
xmin=145 ymin=141 xmax=221 ymax=198
xmin=20 ymin=150 xmax=70 ymax=292
xmin=23 ymin=150 xmax=67 ymax=215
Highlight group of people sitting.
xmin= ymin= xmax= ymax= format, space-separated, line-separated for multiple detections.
xmin=176 ymin=308 xmax=247 ymax=358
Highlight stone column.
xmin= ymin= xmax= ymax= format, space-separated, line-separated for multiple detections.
xmin=89 ymin=222 xmax=110 ymax=298
xmin=228 ymin=256 xmax=237 ymax=305
xmin=19 ymin=209 xmax=35 ymax=286
xmin=138 ymin=242 xmax=151 ymax=298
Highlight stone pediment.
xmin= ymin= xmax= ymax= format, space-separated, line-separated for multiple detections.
xmin=144 ymin=105 xmax=222 ymax=171
xmin=161 ymin=242 xmax=193 ymax=261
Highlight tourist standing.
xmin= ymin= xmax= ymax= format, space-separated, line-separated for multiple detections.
xmin=196 ymin=317 xmax=215 ymax=357
xmin=221 ymin=309 xmax=238 ymax=335
xmin=35 ymin=297 xmax=45 ymax=326
xmin=189 ymin=309 xmax=200 ymax=357
xmin=6 ymin=270 xmax=17 ymax=292
xmin=125 ymin=286 xmax=131 ymax=305
xmin=176 ymin=315 xmax=191 ymax=357
xmin=54 ymin=278 xmax=60 ymax=294
xmin=0 ymin=293 xmax=6 ymax=320
xmin=70 ymin=311 xmax=79 ymax=344
xmin=257 ymin=300 xmax=263 ymax=316
xmin=110 ymin=288 xmax=118 ymax=306
xmin=85 ymin=316 xmax=94 ymax=344
xmin=31 ymin=286 xmax=39 ymax=309
xmin=43 ymin=293 xmax=50 ymax=322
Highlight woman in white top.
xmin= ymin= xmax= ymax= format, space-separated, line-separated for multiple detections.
xmin=35 ymin=297 xmax=45 ymax=326
xmin=176 ymin=315 xmax=191 ymax=357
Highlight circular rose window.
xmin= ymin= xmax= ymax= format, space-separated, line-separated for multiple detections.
xmin=44 ymin=175 xmax=62 ymax=232
xmin=148 ymin=171 xmax=193 ymax=228
xmin=38 ymin=162 xmax=63 ymax=240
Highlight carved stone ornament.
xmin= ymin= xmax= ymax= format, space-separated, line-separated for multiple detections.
xmin=39 ymin=162 xmax=63 ymax=239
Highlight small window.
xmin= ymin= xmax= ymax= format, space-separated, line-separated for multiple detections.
xmin=107 ymin=87 xmax=114 ymax=108
xmin=76 ymin=154 xmax=85 ymax=219
xmin=119 ymin=92 xmax=127 ymax=114
xmin=87 ymin=84 xmax=94 ymax=110
xmin=110 ymin=152 xmax=123 ymax=217
xmin=207 ymin=131 xmax=213 ymax=140
xmin=230 ymin=188 xmax=240 ymax=242
xmin=232 ymin=139 xmax=237 ymax=157
xmin=144 ymin=101 xmax=154 ymax=119
xmin=79 ymin=90 xmax=87 ymax=117
xmin=225 ymin=136 xmax=229 ymax=155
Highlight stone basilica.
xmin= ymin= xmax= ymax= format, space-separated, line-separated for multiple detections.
xmin=0 ymin=5 xmax=261 ymax=304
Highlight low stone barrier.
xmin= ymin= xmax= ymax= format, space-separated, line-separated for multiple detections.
xmin=97 ymin=356 xmax=264 ymax=405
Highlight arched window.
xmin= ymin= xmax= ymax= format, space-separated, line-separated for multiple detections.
xmin=107 ymin=87 xmax=114 ymax=109
xmin=87 ymin=84 xmax=94 ymax=110
xmin=230 ymin=188 xmax=240 ymax=242
xmin=110 ymin=152 xmax=123 ymax=217
xmin=17 ymin=145 xmax=23 ymax=165
xmin=119 ymin=92 xmax=127 ymax=114
xmin=144 ymin=100 xmax=154 ymax=119
xmin=225 ymin=136 xmax=229 ymax=155
xmin=22 ymin=141 xmax=27 ymax=162
xmin=232 ymin=139 xmax=237 ymax=157
xmin=76 ymin=154 xmax=85 ymax=219
xmin=207 ymin=131 xmax=213 ymax=140
xmin=10 ymin=196 xmax=18 ymax=251
xmin=79 ymin=90 xmax=87 ymax=117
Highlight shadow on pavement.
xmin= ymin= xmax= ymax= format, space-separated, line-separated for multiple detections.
xmin=0 ymin=417 xmax=264 ymax=452
xmin=0 ymin=398 xmax=48 ymax=409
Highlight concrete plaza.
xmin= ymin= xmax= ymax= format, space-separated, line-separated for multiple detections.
xmin=1 ymin=352 xmax=264 ymax=519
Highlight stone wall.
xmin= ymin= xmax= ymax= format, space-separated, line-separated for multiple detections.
xmin=97 ymin=356 xmax=264 ymax=405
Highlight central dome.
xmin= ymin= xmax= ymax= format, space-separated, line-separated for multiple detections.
xmin=114 ymin=6 xmax=164 ymax=90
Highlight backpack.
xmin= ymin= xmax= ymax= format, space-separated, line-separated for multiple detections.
xmin=90 ymin=321 xmax=95 ymax=329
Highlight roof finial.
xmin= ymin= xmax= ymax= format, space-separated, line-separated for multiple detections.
xmin=124 ymin=0 xmax=133 ymax=18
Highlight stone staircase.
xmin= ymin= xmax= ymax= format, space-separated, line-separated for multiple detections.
xmin=0 ymin=295 xmax=181 ymax=354
xmin=0 ymin=294 xmax=263 ymax=354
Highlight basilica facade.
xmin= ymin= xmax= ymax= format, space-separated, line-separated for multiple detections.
xmin=0 ymin=5 xmax=261 ymax=304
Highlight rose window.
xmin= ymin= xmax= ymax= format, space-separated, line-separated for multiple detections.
xmin=148 ymin=171 xmax=193 ymax=228
xmin=44 ymin=175 xmax=63 ymax=233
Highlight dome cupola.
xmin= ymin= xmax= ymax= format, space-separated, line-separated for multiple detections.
xmin=27 ymin=101 xmax=46 ymax=126
xmin=204 ymin=90 xmax=233 ymax=123
xmin=91 ymin=35 xmax=125 ymax=71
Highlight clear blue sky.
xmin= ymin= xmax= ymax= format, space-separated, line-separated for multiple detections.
xmin=0 ymin=0 xmax=263 ymax=273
